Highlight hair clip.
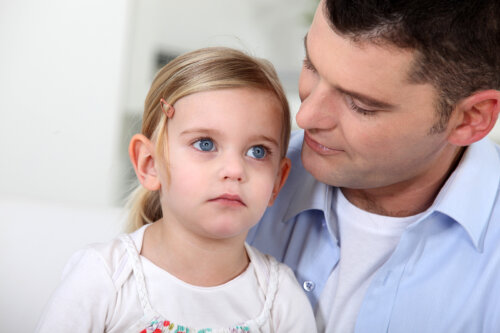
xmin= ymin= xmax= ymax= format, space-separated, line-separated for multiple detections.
xmin=160 ymin=98 xmax=175 ymax=118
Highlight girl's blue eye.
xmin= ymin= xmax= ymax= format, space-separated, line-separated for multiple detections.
xmin=193 ymin=138 xmax=215 ymax=152
xmin=247 ymin=145 xmax=267 ymax=159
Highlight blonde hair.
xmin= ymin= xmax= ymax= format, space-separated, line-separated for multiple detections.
xmin=126 ymin=47 xmax=291 ymax=232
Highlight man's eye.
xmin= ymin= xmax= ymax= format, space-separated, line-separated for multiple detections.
xmin=303 ymin=58 xmax=316 ymax=72
xmin=193 ymin=138 xmax=215 ymax=152
xmin=345 ymin=95 xmax=377 ymax=116
xmin=246 ymin=145 xmax=267 ymax=159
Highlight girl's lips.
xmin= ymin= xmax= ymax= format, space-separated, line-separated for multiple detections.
xmin=209 ymin=194 xmax=246 ymax=207
xmin=304 ymin=132 xmax=343 ymax=155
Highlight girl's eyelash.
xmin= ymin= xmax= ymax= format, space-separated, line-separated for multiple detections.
xmin=192 ymin=136 xmax=212 ymax=143
xmin=191 ymin=136 xmax=216 ymax=148
xmin=190 ymin=138 xmax=275 ymax=157
xmin=248 ymin=145 xmax=273 ymax=160
xmin=260 ymin=145 xmax=273 ymax=156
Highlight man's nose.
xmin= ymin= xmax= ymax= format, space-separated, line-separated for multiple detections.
xmin=296 ymin=81 xmax=339 ymax=131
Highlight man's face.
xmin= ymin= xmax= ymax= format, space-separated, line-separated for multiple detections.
xmin=297 ymin=1 xmax=458 ymax=190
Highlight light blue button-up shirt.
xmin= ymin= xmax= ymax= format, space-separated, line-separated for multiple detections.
xmin=248 ymin=130 xmax=500 ymax=332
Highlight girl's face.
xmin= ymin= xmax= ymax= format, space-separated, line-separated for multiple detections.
xmin=156 ymin=87 xmax=289 ymax=242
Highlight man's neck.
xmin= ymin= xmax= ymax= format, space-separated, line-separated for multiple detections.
xmin=341 ymin=146 xmax=466 ymax=217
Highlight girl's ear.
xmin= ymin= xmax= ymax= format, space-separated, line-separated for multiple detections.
xmin=447 ymin=90 xmax=500 ymax=146
xmin=129 ymin=134 xmax=161 ymax=191
xmin=268 ymin=157 xmax=291 ymax=206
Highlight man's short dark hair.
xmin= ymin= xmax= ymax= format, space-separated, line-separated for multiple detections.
xmin=325 ymin=0 xmax=500 ymax=132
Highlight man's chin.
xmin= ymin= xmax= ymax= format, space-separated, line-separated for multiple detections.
xmin=301 ymin=153 xmax=345 ymax=187
xmin=301 ymin=145 xmax=345 ymax=185
xmin=300 ymin=149 xmax=381 ymax=189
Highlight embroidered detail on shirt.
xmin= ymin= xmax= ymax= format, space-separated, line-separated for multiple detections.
xmin=139 ymin=317 xmax=250 ymax=333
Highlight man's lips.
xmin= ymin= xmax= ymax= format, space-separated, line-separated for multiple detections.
xmin=304 ymin=132 xmax=343 ymax=155
xmin=208 ymin=194 xmax=246 ymax=207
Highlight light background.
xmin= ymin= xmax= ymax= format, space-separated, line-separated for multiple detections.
xmin=1 ymin=0 xmax=499 ymax=331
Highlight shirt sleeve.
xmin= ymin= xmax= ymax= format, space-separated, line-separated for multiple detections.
xmin=35 ymin=247 xmax=117 ymax=332
xmin=271 ymin=264 xmax=318 ymax=331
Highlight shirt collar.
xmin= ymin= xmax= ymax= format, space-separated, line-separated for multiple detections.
xmin=432 ymin=138 xmax=500 ymax=251
xmin=282 ymin=149 xmax=332 ymax=222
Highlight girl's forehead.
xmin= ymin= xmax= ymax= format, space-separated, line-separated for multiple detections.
xmin=169 ymin=88 xmax=284 ymax=137
xmin=175 ymin=87 xmax=280 ymax=105
xmin=173 ymin=88 xmax=282 ymax=119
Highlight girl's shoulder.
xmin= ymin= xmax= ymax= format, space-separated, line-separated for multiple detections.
xmin=63 ymin=225 xmax=147 ymax=289
xmin=36 ymin=227 xmax=148 ymax=332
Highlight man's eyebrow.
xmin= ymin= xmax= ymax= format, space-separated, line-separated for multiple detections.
xmin=336 ymin=87 xmax=397 ymax=110
xmin=302 ymin=33 xmax=396 ymax=110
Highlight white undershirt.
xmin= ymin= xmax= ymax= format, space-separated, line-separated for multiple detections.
xmin=316 ymin=188 xmax=424 ymax=333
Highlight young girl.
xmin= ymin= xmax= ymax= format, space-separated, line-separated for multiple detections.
xmin=36 ymin=47 xmax=317 ymax=332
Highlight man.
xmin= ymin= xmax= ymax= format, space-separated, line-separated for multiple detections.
xmin=248 ymin=0 xmax=500 ymax=332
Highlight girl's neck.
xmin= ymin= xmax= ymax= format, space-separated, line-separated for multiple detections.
xmin=141 ymin=220 xmax=249 ymax=287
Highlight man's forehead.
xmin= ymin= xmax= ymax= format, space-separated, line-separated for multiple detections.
xmin=304 ymin=12 xmax=436 ymax=110
xmin=305 ymin=16 xmax=418 ymax=85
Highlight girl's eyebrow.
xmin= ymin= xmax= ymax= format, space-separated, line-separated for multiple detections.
xmin=180 ymin=128 xmax=222 ymax=137
xmin=248 ymin=135 xmax=280 ymax=147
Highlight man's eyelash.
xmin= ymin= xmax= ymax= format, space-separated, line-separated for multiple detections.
xmin=347 ymin=98 xmax=376 ymax=116
xmin=303 ymin=60 xmax=376 ymax=117
xmin=303 ymin=59 xmax=316 ymax=72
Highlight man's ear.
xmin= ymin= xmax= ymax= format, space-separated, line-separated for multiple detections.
xmin=129 ymin=134 xmax=161 ymax=191
xmin=448 ymin=90 xmax=500 ymax=146
xmin=268 ymin=157 xmax=291 ymax=206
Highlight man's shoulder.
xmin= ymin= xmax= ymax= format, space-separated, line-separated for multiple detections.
xmin=283 ymin=130 xmax=321 ymax=192
xmin=286 ymin=130 xmax=304 ymax=162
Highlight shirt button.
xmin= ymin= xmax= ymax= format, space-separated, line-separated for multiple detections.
xmin=303 ymin=280 xmax=315 ymax=292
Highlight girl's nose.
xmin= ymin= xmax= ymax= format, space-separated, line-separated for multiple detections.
xmin=219 ymin=153 xmax=246 ymax=182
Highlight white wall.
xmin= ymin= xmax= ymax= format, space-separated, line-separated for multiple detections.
xmin=0 ymin=0 xmax=131 ymax=206
xmin=0 ymin=1 xmax=131 ymax=330
xmin=0 ymin=197 xmax=125 ymax=331
xmin=124 ymin=0 xmax=312 ymax=113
